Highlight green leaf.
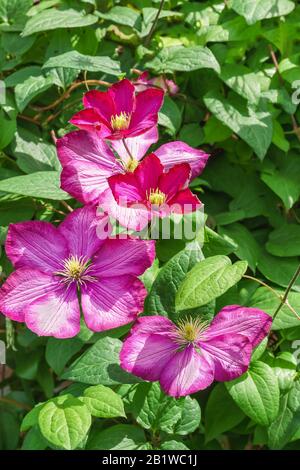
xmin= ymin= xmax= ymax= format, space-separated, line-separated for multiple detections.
xmin=248 ymin=286 xmax=300 ymax=330
xmin=15 ymin=75 xmax=54 ymax=112
xmin=179 ymin=123 xmax=204 ymax=147
xmin=62 ymin=336 xmax=141 ymax=386
xmin=145 ymin=46 xmax=220 ymax=74
xmin=268 ymin=380 xmax=300 ymax=449
xmin=204 ymin=91 xmax=273 ymax=160
xmin=22 ymin=8 xmax=98 ymax=36
xmin=205 ymin=383 xmax=245 ymax=442
xmin=257 ymin=251 xmax=300 ymax=291
xmin=160 ymin=440 xmax=189 ymax=450
xmin=38 ymin=394 xmax=91 ymax=450
xmin=43 ymin=51 xmax=121 ymax=75
xmin=173 ymin=396 xmax=201 ymax=435
xmin=21 ymin=403 xmax=45 ymax=432
xmin=0 ymin=198 xmax=35 ymax=226
xmin=218 ymin=223 xmax=261 ymax=272
xmin=12 ymin=128 xmax=60 ymax=173
xmin=226 ymin=361 xmax=280 ymax=426
xmin=0 ymin=172 xmax=70 ymax=200
xmin=145 ymin=244 xmax=203 ymax=318
xmin=266 ymin=224 xmax=300 ymax=257
xmin=97 ymin=6 xmax=140 ymax=28
xmin=220 ymin=64 xmax=261 ymax=104
xmin=4 ymin=66 xmax=41 ymax=87
xmin=0 ymin=108 xmax=16 ymax=149
xmin=81 ymin=385 xmax=125 ymax=418
xmin=21 ymin=426 xmax=48 ymax=450
xmin=158 ymin=96 xmax=182 ymax=136
xmin=229 ymin=0 xmax=295 ymax=25
xmin=176 ymin=255 xmax=247 ymax=311
xmin=202 ymin=226 xmax=237 ymax=257
xmin=0 ymin=0 xmax=31 ymax=31
xmin=87 ymin=424 xmax=147 ymax=450
xmin=133 ymin=382 xmax=184 ymax=434
xmin=45 ymin=337 xmax=83 ymax=376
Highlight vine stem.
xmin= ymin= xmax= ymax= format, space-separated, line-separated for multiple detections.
xmin=273 ymin=264 xmax=300 ymax=321
xmin=0 ymin=397 xmax=31 ymax=410
xmin=144 ymin=0 xmax=165 ymax=47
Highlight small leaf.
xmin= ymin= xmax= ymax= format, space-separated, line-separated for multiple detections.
xmin=0 ymin=172 xmax=70 ymax=200
xmin=43 ymin=50 xmax=121 ymax=76
xmin=81 ymin=385 xmax=125 ymax=418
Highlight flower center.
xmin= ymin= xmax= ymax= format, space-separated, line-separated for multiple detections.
xmin=125 ymin=158 xmax=139 ymax=173
xmin=148 ymin=188 xmax=166 ymax=206
xmin=55 ymin=255 xmax=94 ymax=286
xmin=175 ymin=317 xmax=209 ymax=345
xmin=111 ymin=112 xmax=131 ymax=131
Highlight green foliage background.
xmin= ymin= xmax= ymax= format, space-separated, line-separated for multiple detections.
xmin=0 ymin=0 xmax=300 ymax=451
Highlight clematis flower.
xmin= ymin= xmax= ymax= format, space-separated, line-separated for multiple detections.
xmin=69 ymin=78 xmax=164 ymax=139
xmin=0 ymin=206 xmax=155 ymax=338
xmin=98 ymin=153 xmax=201 ymax=231
xmin=56 ymin=129 xmax=209 ymax=205
xmin=120 ymin=306 xmax=272 ymax=397
xmin=133 ymin=71 xmax=179 ymax=96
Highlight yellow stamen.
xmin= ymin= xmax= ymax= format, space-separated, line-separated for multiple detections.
xmin=55 ymin=255 xmax=94 ymax=286
xmin=111 ymin=112 xmax=131 ymax=131
xmin=125 ymin=158 xmax=139 ymax=173
xmin=148 ymin=188 xmax=166 ymax=206
xmin=176 ymin=317 xmax=209 ymax=344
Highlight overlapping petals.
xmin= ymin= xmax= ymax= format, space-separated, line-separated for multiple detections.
xmin=0 ymin=206 xmax=155 ymax=338
xmin=120 ymin=307 xmax=272 ymax=397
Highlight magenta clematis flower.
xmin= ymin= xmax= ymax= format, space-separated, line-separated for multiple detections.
xmin=133 ymin=71 xmax=179 ymax=96
xmin=98 ymin=153 xmax=201 ymax=231
xmin=120 ymin=306 xmax=272 ymax=397
xmin=69 ymin=78 xmax=164 ymax=140
xmin=0 ymin=206 xmax=155 ymax=338
xmin=56 ymin=129 xmax=209 ymax=205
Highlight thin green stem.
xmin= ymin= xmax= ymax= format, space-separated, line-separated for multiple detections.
xmin=273 ymin=264 xmax=300 ymax=321
xmin=144 ymin=0 xmax=165 ymax=47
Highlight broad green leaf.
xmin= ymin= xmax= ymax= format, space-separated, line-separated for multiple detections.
xmin=179 ymin=123 xmax=204 ymax=147
xmin=268 ymin=380 xmax=300 ymax=449
xmin=220 ymin=64 xmax=261 ymax=103
xmin=0 ymin=198 xmax=35 ymax=225
xmin=0 ymin=0 xmax=31 ymax=31
xmin=81 ymin=385 xmax=125 ymax=418
xmin=145 ymin=46 xmax=220 ymax=74
xmin=173 ymin=396 xmax=201 ymax=435
xmin=229 ymin=0 xmax=295 ymax=25
xmin=202 ymin=226 xmax=237 ymax=257
xmin=205 ymin=383 xmax=245 ymax=442
xmin=158 ymin=96 xmax=182 ymax=136
xmin=12 ymin=128 xmax=60 ymax=173
xmin=38 ymin=395 xmax=91 ymax=450
xmin=97 ymin=6 xmax=140 ymax=28
xmin=15 ymin=75 xmax=54 ymax=112
xmin=248 ymin=286 xmax=300 ymax=330
xmin=0 ymin=108 xmax=16 ymax=149
xmin=268 ymin=353 xmax=297 ymax=391
xmin=4 ymin=66 xmax=41 ymax=87
xmin=43 ymin=51 xmax=121 ymax=75
xmin=62 ymin=336 xmax=141 ymax=386
xmin=132 ymin=382 xmax=184 ymax=434
xmin=87 ymin=424 xmax=147 ymax=450
xmin=21 ymin=403 xmax=45 ymax=432
xmin=204 ymin=91 xmax=273 ymax=160
xmin=176 ymin=255 xmax=247 ymax=311
xmin=266 ymin=224 xmax=300 ymax=257
xmin=226 ymin=361 xmax=280 ymax=426
xmin=145 ymin=244 xmax=203 ymax=318
xmin=257 ymin=251 xmax=300 ymax=291
xmin=160 ymin=440 xmax=189 ymax=450
xmin=218 ymin=223 xmax=261 ymax=272
xmin=0 ymin=172 xmax=70 ymax=200
xmin=21 ymin=426 xmax=48 ymax=450
xmin=45 ymin=337 xmax=83 ymax=376
xmin=0 ymin=410 xmax=20 ymax=449
xmin=22 ymin=8 xmax=98 ymax=36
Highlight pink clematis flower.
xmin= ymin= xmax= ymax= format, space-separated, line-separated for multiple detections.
xmin=56 ymin=129 xmax=209 ymax=205
xmin=133 ymin=71 xmax=179 ymax=96
xmin=120 ymin=306 xmax=272 ymax=397
xmin=70 ymin=78 xmax=164 ymax=140
xmin=98 ymin=153 xmax=201 ymax=231
xmin=0 ymin=206 xmax=155 ymax=338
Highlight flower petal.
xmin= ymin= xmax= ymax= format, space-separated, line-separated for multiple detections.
xmin=155 ymin=141 xmax=210 ymax=179
xmin=111 ymin=127 xmax=158 ymax=163
xmin=58 ymin=206 xmax=106 ymax=259
xmin=168 ymin=188 xmax=201 ymax=213
xmin=69 ymin=108 xmax=108 ymax=133
xmin=6 ymin=221 xmax=68 ymax=273
xmin=25 ymin=282 xmax=80 ymax=339
xmin=83 ymin=89 xmax=115 ymax=127
xmin=108 ymin=172 xmax=143 ymax=203
xmin=200 ymin=334 xmax=252 ymax=382
xmin=98 ymin=188 xmax=150 ymax=231
xmin=134 ymin=153 xmax=163 ymax=195
xmin=160 ymin=344 xmax=215 ymax=397
xmin=81 ymin=275 xmax=146 ymax=332
xmin=57 ymin=130 xmax=122 ymax=204
xmin=159 ymin=163 xmax=191 ymax=200
xmin=129 ymin=315 xmax=175 ymax=336
xmin=0 ymin=268 xmax=60 ymax=322
xmin=205 ymin=305 xmax=272 ymax=348
xmin=120 ymin=332 xmax=177 ymax=382
xmin=129 ymin=88 xmax=164 ymax=135
xmin=108 ymin=79 xmax=135 ymax=115
xmin=92 ymin=238 xmax=155 ymax=277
